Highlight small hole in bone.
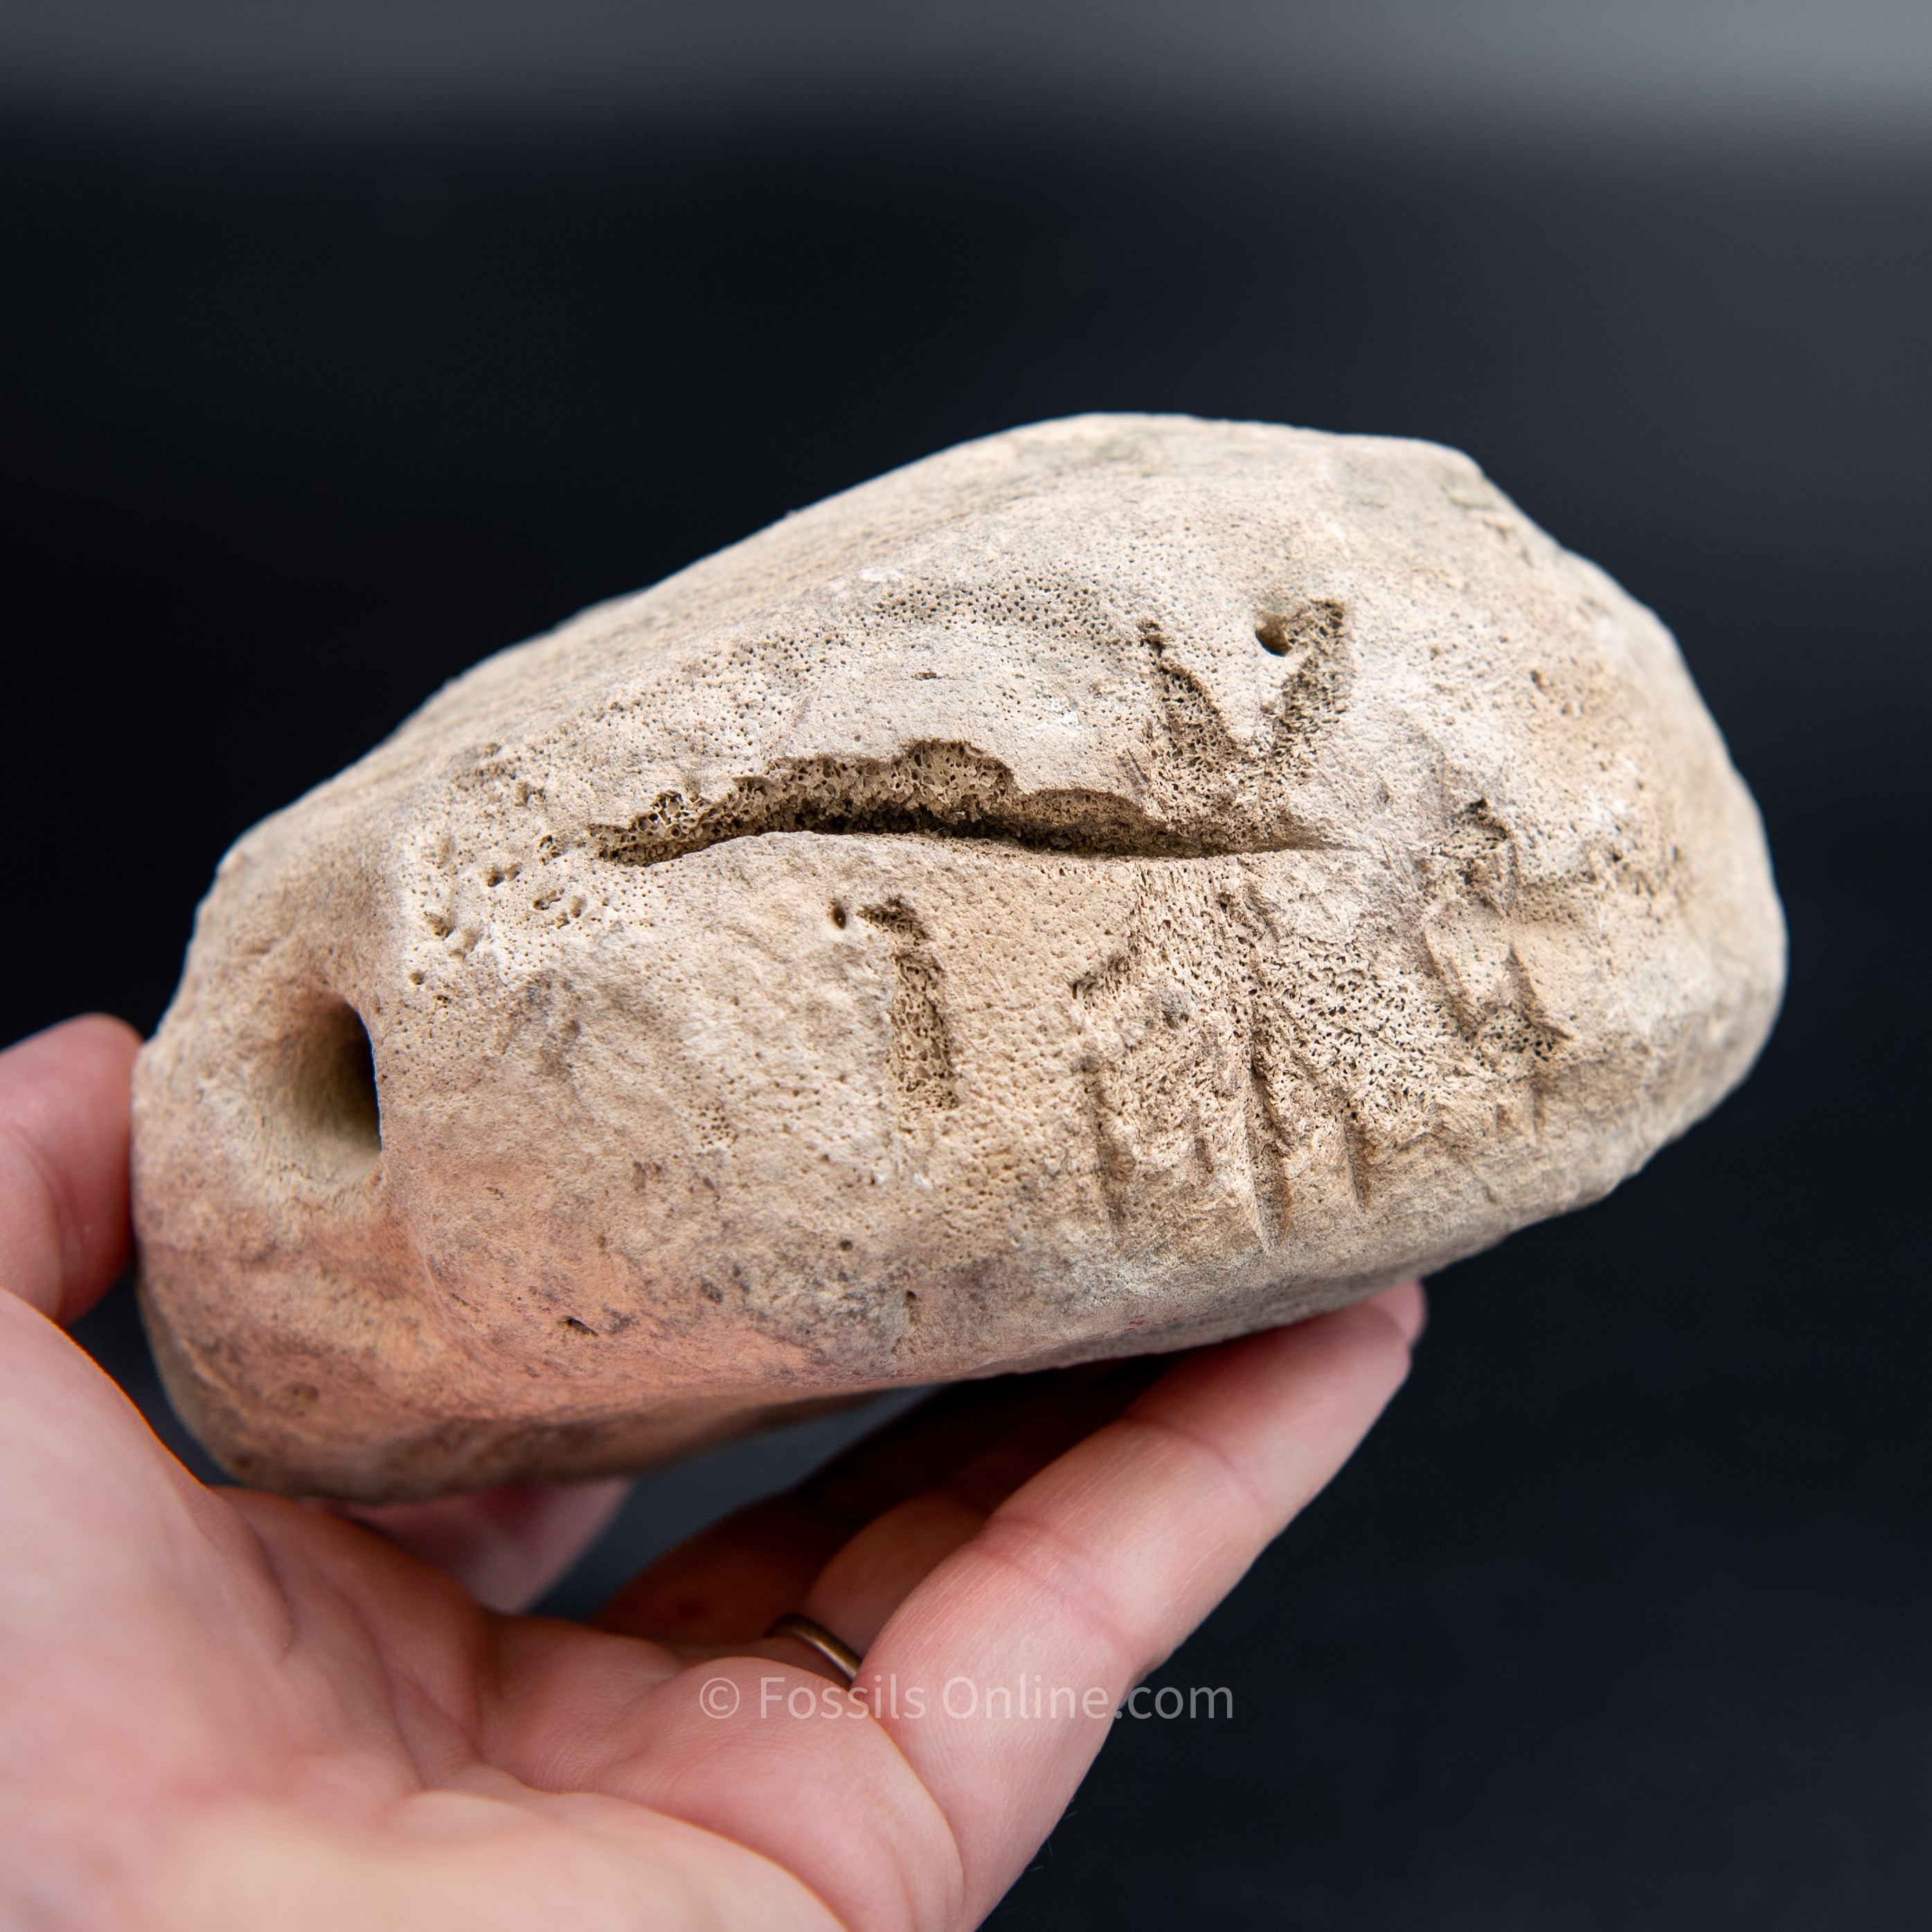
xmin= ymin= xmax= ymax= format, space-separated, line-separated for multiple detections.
xmin=1255 ymin=611 xmax=1296 ymax=654
xmin=283 ymin=997 xmax=382 ymax=1186
xmin=830 ymin=902 xmax=848 ymax=929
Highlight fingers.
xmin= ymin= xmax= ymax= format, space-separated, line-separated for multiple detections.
xmin=603 ymin=1291 xmax=1422 ymax=1661
xmin=0 ymin=1015 xmax=142 ymax=1323
xmin=861 ymin=1288 xmax=1421 ymax=1922
xmin=335 ymin=1478 xmax=633 ymax=1613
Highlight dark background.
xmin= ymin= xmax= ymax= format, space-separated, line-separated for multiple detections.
xmin=5 ymin=3 xmax=1929 ymax=1923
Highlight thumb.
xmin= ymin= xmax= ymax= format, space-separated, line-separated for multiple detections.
xmin=0 ymin=1014 xmax=143 ymax=1324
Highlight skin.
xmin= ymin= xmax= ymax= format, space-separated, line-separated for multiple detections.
xmin=0 ymin=1014 xmax=1423 ymax=1930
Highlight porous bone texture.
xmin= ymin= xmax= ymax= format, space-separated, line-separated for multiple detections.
xmin=131 ymin=415 xmax=1785 ymax=1499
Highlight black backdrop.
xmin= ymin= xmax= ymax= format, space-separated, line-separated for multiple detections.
xmin=6 ymin=103 xmax=1930 ymax=1926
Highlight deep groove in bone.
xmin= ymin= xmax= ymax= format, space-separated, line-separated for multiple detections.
xmin=589 ymin=738 xmax=1328 ymax=868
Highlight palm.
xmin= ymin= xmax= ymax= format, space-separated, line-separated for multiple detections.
xmin=1 ymin=1017 xmax=1420 ymax=1930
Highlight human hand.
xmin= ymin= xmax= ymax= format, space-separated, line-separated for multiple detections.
xmin=1 ymin=1014 xmax=1422 ymax=1929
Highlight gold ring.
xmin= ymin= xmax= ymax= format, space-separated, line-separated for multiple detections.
xmin=764 ymin=1613 xmax=863 ymax=1687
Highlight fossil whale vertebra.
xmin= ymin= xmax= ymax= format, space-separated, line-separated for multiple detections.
xmin=131 ymin=415 xmax=1785 ymax=1499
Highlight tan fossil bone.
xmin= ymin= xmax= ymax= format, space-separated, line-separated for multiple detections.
xmin=130 ymin=414 xmax=1785 ymax=1499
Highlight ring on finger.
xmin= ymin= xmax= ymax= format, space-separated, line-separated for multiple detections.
xmin=764 ymin=1612 xmax=862 ymax=1688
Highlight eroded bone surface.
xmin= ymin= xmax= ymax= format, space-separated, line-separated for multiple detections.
xmin=132 ymin=415 xmax=1784 ymax=1499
